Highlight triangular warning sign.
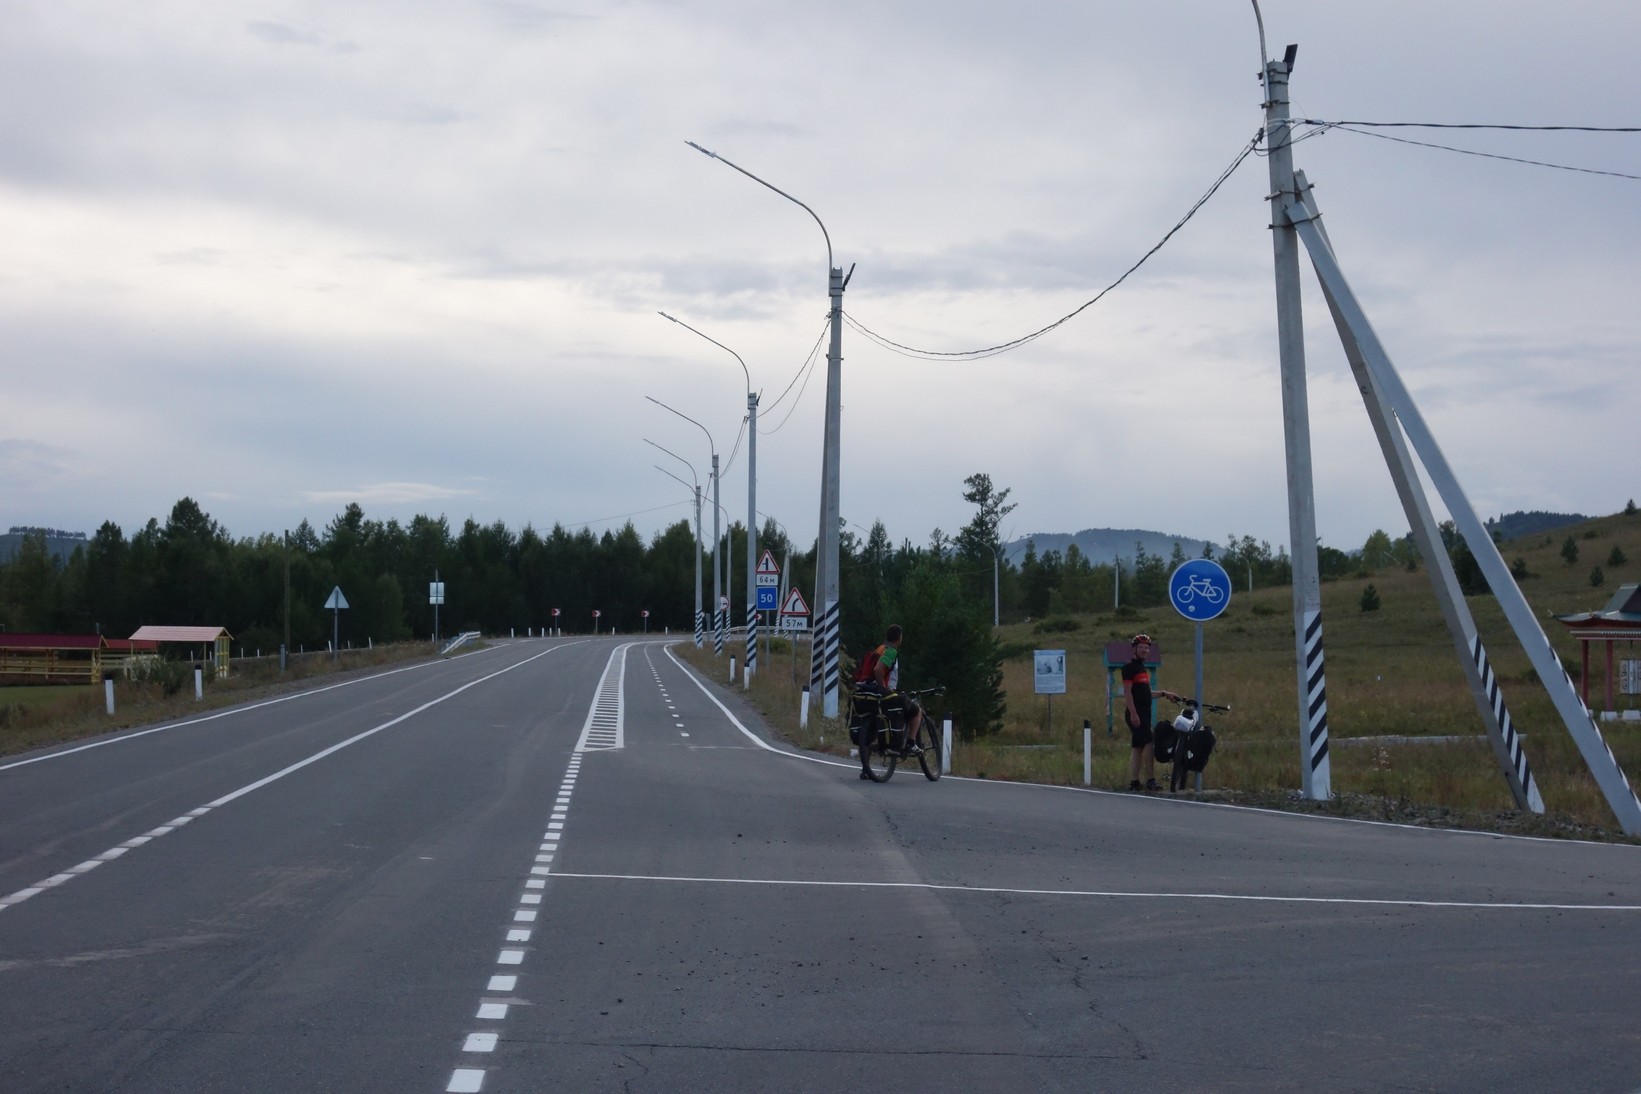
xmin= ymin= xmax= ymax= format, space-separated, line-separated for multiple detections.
xmin=324 ymin=586 xmax=349 ymax=610
xmin=779 ymin=587 xmax=809 ymax=615
xmin=756 ymin=549 xmax=779 ymax=575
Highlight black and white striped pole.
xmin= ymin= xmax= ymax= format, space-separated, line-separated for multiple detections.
xmin=1263 ymin=42 xmax=1331 ymax=798
xmin=1280 ymin=184 xmax=1640 ymax=833
xmin=657 ymin=311 xmax=760 ymax=683
xmin=686 ymin=139 xmax=847 ymax=718
xmin=1288 ymin=173 xmax=1544 ymax=813
xmin=646 ymin=395 xmax=721 ymax=656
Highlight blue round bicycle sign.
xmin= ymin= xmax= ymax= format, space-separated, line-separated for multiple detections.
xmin=1168 ymin=558 xmax=1232 ymax=622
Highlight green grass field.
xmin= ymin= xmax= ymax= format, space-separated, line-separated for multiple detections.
xmin=681 ymin=511 xmax=1640 ymax=838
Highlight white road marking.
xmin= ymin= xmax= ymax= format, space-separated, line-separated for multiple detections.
xmin=0 ymin=644 xmax=576 ymax=914
xmin=487 ymin=976 xmax=516 ymax=992
xmin=447 ymin=1069 xmax=484 ymax=1092
xmin=477 ymin=1003 xmax=508 ymax=1020
xmin=0 ymin=642 xmax=513 ymax=772
xmin=546 ymin=870 xmax=1641 ymax=913
xmin=507 ymin=929 xmax=531 ymax=942
xmin=513 ymin=910 xmax=536 ymax=922
xmin=463 ymin=1032 xmax=498 ymax=1052
xmin=497 ymin=950 xmax=524 ymax=965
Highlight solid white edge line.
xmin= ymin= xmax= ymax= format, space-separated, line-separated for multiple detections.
xmin=544 ymin=870 xmax=1641 ymax=912
xmin=0 ymin=641 xmax=527 ymax=772
xmin=0 ymin=642 xmax=579 ymax=912
xmin=658 ymin=642 xmax=1640 ymax=852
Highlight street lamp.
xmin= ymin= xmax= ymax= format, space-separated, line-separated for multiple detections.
xmin=687 ymin=140 xmax=851 ymax=717
xmin=660 ymin=310 xmax=760 ymax=682
xmin=647 ymin=439 xmax=704 ymax=649
xmin=646 ymin=395 xmax=724 ymax=655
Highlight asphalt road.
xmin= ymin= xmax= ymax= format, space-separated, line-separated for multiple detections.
xmin=1 ymin=637 xmax=1638 ymax=1093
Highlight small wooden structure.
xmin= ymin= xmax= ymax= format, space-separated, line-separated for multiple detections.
xmin=129 ymin=626 xmax=234 ymax=678
xmin=0 ymin=634 xmax=160 ymax=683
xmin=1555 ymin=583 xmax=1641 ymax=713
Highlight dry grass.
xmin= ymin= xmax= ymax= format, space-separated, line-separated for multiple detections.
xmin=678 ymin=512 xmax=1641 ymax=838
xmin=0 ymin=642 xmax=442 ymax=756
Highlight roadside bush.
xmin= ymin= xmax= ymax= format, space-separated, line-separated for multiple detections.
xmin=1359 ymin=584 xmax=1381 ymax=612
xmin=1033 ymin=617 xmax=1081 ymax=635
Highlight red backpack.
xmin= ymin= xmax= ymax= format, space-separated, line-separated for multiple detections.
xmin=854 ymin=643 xmax=887 ymax=684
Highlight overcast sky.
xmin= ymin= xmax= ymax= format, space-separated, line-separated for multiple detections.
xmin=4 ymin=1 xmax=1638 ymax=559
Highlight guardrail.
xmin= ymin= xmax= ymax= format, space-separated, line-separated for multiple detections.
xmin=440 ymin=631 xmax=482 ymax=655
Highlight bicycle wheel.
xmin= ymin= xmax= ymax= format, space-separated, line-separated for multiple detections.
xmin=863 ymin=718 xmax=897 ymax=782
xmin=916 ymin=720 xmax=942 ymax=781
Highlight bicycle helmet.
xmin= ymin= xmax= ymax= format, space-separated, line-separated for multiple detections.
xmin=1131 ymin=633 xmax=1151 ymax=646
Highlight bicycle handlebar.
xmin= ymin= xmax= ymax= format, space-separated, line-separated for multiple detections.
xmin=1158 ymin=691 xmax=1231 ymax=714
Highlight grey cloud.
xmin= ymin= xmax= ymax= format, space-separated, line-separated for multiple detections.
xmin=246 ymin=21 xmax=321 ymax=46
xmin=483 ymin=2 xmax=596 ymax=33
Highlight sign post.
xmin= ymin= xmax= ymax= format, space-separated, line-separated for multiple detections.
xmin=1168 ymin=559 xmax=1232 ymax=789
xmin=551 ymin=607 xmax=560 ymax=637
xmin=593 ymin=609 xmax=601 ymax=635
xmin=780 ymin=586 xmax=810 ymax=690
xmin=642 ymin=609 xmax=650 ymax=634
xmin=324 ymin=586 xmax=349 ymax=661
xmin=1034 ymin=649 xmax=1066 ymax=730
xmin=429 ymin=573 xmax=444 ymax=642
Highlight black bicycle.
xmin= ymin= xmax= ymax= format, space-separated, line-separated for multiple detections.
xmin=1151 ymin=694 xmax=1231 ymax=792
xmin=849 ymin=686 xmax=946 ymax=783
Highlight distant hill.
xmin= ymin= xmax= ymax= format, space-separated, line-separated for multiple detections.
xmin=1484 ymin=510 xmax=1589 ymax=542
xmin=1004 ymin=528 xmax=1211 ymax=566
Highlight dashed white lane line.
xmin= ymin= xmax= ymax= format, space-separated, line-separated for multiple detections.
xmin=446 ymin=644 xmax=630 ymax=1093
xmin=0 ymin=644 xmax=575 ymax=914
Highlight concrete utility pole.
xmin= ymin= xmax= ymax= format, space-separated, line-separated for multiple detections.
xmin=685 ymin=139 xmax=847 ymax=716
xmin=814 ymin=263 xmax=847 ymax=716
xmin=648 ymin=446 xmax=705 ymax=649
xmin=1263 ymin=43 xmax=1332 ymax=800
xmin=746 ymin=391 xmax=758 ymax=676
xmin=659 ymin=310 xmax=758 ymax=678
xmin=647 ymin=394 xmax=721 ymax=655
xmin=711 ymin=454 xmax=722 ymax=655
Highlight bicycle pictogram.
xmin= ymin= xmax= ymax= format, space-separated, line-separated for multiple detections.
xmin=1175 ymin=575 xmax=1225 ymax=605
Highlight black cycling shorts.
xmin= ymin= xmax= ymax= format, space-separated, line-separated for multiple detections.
xmin=1126 ymin=710 xmax=1153 ymax=749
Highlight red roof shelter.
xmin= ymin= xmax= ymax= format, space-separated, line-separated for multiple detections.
xmin=1556 ymin=583 xmax=1641 ymax=713
xmin=0 ymin=634 xmax=159 ymax=683
xmin=129 ymin=626 xmax=234 ymax=677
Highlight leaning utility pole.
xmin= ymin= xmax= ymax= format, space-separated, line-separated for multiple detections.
xmin=1263 ymin=44 xmax=1332 ymax=799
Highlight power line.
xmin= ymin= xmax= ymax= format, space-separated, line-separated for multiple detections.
xmin=841 ymin=131 xmax=1263 ymax=362
xmin=760 ymin=329 xmax=826 ymax=436
xmin=1307 ymin=120 xmax=1641 ymax=133
xmin=1299 ymin=120 xmax=1641 ymax=181
xmin=759 ymin=319 xmax=830 ymax=417
xmin=564 ymin=499 xmax=689 ymax=531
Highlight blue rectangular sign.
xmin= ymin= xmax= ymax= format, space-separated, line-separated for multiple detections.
xmin=756 ymin=586 xmax=779 ymax=611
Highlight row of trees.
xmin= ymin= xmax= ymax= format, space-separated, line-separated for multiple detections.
xmin=8 ymin=476 xmax=1538 ymax=733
